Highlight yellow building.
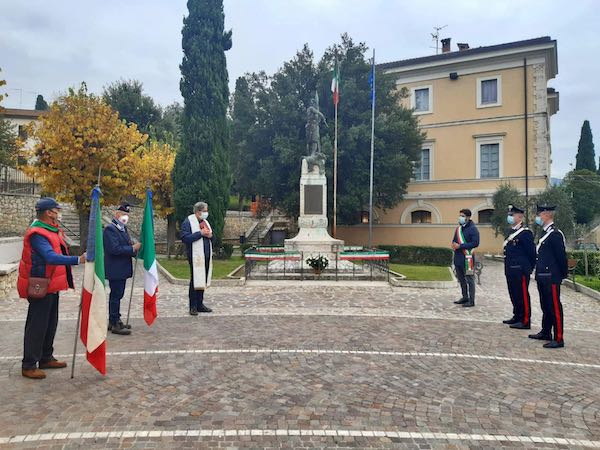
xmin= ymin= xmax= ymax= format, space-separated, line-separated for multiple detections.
xmin=337 ymin=36 xmax=559 ymax=254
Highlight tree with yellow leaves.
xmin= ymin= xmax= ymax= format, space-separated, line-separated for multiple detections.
xmin=0 ymin=68 xmax=18 ymax=167
xmin=25 ymin=83 xmax=147 ymax=249
xmin=130 ymin=140 xmax=177 ymax=255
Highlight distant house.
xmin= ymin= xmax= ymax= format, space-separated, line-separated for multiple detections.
xmin=1 ymin=108 xmax=46 ymax=155
xmin=337 ymin=36 xmax=559 ymax=254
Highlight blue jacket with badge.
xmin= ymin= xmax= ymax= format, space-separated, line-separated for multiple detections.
xmin=103 ymin=220 xmax=135 ymax=280
xmin=535 ymin=225 xmax=568 ymax=284
xmin=504 ymin=226 xmax=536 ymax=275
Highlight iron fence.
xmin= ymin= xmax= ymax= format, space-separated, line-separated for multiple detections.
xmin=0 ymin=165 xmax=38 ymax=195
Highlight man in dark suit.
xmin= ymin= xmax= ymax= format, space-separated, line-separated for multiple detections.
xmin=503 ymin=205 xmax=536 ymax=329
xmin=104 ymin=203 xmax=140 ymax=335
xmin=529 ymin=205 xmax=568 ymax=348
xmin=452 ymin=208 xmax=480 ymax=308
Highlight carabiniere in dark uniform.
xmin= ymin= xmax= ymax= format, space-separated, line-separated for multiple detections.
xmin=502 ymin=205 xmax=536 ymax=329
xmin=529 ymin=205 xmax=568 ymax=349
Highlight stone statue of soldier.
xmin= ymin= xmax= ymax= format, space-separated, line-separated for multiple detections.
xmin=304 ymin=96 xmax=327 ymax=174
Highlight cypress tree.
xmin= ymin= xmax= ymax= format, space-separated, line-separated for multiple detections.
xmin=35 ymin=94 xmax=48 ymax=110
xmin=173 ymin=0 xmax=232 ymax=240
xmin=575 ymin=120 xmax=596 ymax=172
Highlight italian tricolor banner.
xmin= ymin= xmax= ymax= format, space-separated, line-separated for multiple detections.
xmin=331 ymin=61 xmax=340 ymax=106
xmin=80 ymin=186 xmax=107 ymax=375
xmin=139 ymin=189 xmax=158 ymax=325
xmin=455 ymin=225 xmax=474 ymax=273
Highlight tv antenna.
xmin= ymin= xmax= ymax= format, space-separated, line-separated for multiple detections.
xmin=430 ymin=25 xmax=448 ymax=54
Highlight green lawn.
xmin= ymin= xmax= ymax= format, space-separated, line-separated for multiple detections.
xmin=574 ymin=276 xmax=600 ymax=292
xmin=389 ymin=263 xmax=452 ymax=281
xmin=157 ymin=257 xmax=244 ymax=280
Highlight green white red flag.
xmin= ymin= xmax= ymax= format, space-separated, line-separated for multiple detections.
xmin=138 ymin=189 xmax=158 ymax=325
xmin=331 ymin=61 xmax=340 ymax=106
xmin=80 ymin=186 xmax=107 ymax=375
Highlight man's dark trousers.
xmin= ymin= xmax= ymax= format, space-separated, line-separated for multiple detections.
xmin=455 ymin=262 xmax=475 ymax=303
xmin=109 ymin=279 xmax=127 ymax=325
xmin=537 ymin=279 xmax=564 ymax=341
xmin=188 ymin=256 xmax=210 ymax=311
xmin=507 ymin=271 xmax=531 ymax=325
xmin=22 ymin=293 xmax=59 ymax=369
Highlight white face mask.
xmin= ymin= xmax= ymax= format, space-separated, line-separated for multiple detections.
xmin=118 ymin=215 xmax=129 ymax=225
xmin=200 ymin=212 xmax=209 ymax=220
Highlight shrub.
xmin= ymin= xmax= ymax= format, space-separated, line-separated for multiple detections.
xmin=377 ymin=245 xmax=453 ymax=266
xmin=567 ymin=250 xmax=600 ymax=277
xmin=214 ymin=243 xmax=234 ymax=260
xmin=240 ymin=243 xmax=255 ymax=254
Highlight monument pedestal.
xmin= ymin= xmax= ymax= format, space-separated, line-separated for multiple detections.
xmin=285 ymin=159 xmax=343 ymax=263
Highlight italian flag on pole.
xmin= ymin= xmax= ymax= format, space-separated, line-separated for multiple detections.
xmin=139 ymin=189 xmax=158 ymax=325
xmin=331 ymin=61 xmax=340 ymax=106
xmin=80 ymin=186 xmax=107 ymax=375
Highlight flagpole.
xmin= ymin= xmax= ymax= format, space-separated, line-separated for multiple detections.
xmin=368 ymin=49 xmax=375 ymax=249
xmin=333 ymin=88 xmax=338 ymax=239
xmin=125 ymin=256 xmax=138 ymax=327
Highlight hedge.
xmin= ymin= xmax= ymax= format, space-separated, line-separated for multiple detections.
xmin=377 ymin=245 xmax=453 ymax=266
xmin=567 ymin=250 xmax=600 ymax=277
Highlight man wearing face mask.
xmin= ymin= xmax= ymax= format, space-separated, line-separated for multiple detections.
xmin=17 ymin=197 xmax=85 ymax=379
xmin=502 ymin=205 xmax=536 ymax=329
xmin=451 ymin=209 xmax=480 ymax=307
xmin=103 ymin=203 xmax=141 ymax=335
xmin=529 ymin=205 xmax=568 ymax=348
xmin=180 ymin=201 xmax=214 ymax=315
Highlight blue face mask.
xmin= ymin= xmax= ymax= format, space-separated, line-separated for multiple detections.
xmin=507 ymin=215 xmax=515 ymax=225
xmin=535 ymin=216 xmax=543 ymax=226
xmin=458 ymin=216 xmax=466 ymax=225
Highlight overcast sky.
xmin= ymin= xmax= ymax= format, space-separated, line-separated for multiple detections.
xmin=1 ymin=0 xmax=598 ymax=178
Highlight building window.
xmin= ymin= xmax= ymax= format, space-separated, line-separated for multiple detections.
xmin=411 ymin=85 xmax=432 ymax=114
xmin=477 ymin=76 xmax=502 ymax=108
xmin=413 ymin=147 xmax=431 ymax=181
xmin=479 ymin=143 xmax=500 ymax=178
xmin=478 ymin=209 xmax=494 ymax=224
xmin=411 ymin=210 xmax=432 ymax=224
xmin=18 ymin=125 xmax=28 ymax=140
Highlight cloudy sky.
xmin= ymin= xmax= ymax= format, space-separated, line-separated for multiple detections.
xmin=1 ymin=0 xmax=598 ymax=178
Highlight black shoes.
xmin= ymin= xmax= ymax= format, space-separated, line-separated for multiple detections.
xmin=190 ymin=305 xmax=211 ymax=315
xmin=528 ymin=331 xmax=552 ymax=340
xmin=510 ymin=322 xmax=531 ymax=329
xmin=119 ymin=320 xmax=132 ymax=330
xmin=462 ymin=302 xmax=474 ymax=307
xmin=110 ymin=322 xmax=131 ymax=335
xmin=454 ymin=298 xmax=468 ymax=304
xmin=543 ymin=340 xmax=565 ymax=349
xmin=503 ymin=317 xmax=518 ymax=324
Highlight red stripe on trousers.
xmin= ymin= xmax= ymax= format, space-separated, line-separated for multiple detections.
xmin=551 ymin=284 xmax=563 ymax=342
xmin=521 ymin=275 xmax=529 ymax=325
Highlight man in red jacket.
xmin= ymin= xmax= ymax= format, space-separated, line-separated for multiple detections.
xmin=17 ymin=198 xmax=85 ymax=379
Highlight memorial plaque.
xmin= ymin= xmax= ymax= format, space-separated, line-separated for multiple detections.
xmin=304 ymin=185 xmax=323 ymax=215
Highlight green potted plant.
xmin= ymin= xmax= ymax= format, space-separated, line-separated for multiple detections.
xmin=306 ymin=254 xmax=329 ymax=275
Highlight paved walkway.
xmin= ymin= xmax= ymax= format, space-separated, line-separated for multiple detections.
xmin=0 ymin=261 xmax=599 ymax=449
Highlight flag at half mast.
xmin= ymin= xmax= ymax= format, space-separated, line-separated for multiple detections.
xmin=331 ymin=61 xmax=340 ymax=106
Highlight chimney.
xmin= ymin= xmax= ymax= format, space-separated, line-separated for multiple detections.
xmin=457 ymin=43 xmax=470 ymax=51
xmin=441 ymin=38 xmax=451 ymax=53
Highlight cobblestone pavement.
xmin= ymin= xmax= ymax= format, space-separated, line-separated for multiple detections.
xmin=0 ymin=261 xmax=599 ymax=449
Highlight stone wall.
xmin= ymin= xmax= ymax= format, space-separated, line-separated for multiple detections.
xmin=223 ymin=211 xmax=258 ymax=242
xmin=0 ymin=264 xmax=18 ymax=300
xmin=0 ymin=193 xmax=39 ymax=237
xmin=102 ymin=205 xmax=168 ymax=243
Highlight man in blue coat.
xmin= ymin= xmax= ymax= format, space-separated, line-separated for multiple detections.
xmin=451 ymin=209 xmax=480 ymax=308
xmin=502 ymin=205 xmax=536 ymax=329
xmin=103 ymin=203 xmax=140 ymax=335
xmin=529 ymin=205 xmax=568 ymax=348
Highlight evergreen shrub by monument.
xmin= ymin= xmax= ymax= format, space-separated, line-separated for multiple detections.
xmin=378 ymin=245 xmax=453 ymax=266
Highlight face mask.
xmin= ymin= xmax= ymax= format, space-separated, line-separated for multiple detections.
xmin=458 ymin=216 xmax=466 ymax=225
xmin=200 ymin=212 xmax=209 ymax=220
xmin=535 ymin=216 xmax=543 ymax=226
xmin=507 ymin=215 xmax=515 ymax=225
xmin=118 ymin=215 xmax=129 ymax=225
